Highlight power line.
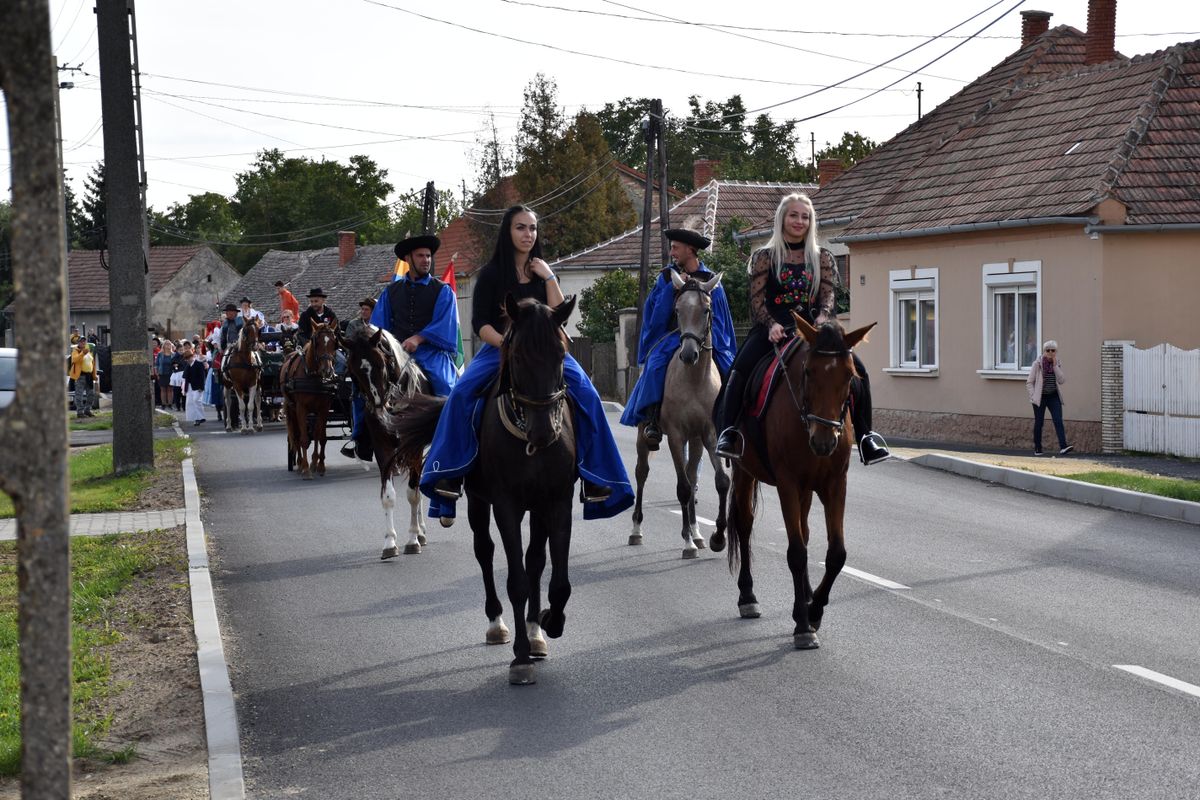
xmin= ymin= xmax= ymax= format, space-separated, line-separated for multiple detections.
xmin=466 ymin=158 xmax=618 ymax=215
xmin=53 ymin=0 xmax=88 ymax=51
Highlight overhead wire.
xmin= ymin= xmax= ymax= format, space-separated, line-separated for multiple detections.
xmin=465 ymin=157 xmax=618 ymax=215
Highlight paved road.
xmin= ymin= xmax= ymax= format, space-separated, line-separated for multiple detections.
xmin=194 ymin=415 xmax=1200 ymax=800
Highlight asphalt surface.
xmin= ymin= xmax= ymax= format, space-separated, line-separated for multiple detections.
xmin=194 ymin=415 xmax=1200 ymax=800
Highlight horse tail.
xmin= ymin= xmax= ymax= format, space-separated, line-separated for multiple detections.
xmin=726 ymin=471 xmax=760 ymax=574
xmin=384 ymin=393 xmax=446 ymax=464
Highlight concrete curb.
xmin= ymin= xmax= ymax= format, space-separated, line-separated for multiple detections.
xmin=600 ymin=400 xmax=625 ymax=414
xmin=182 ymin=456 xmax=246 ymax=799
xmin=908 ymin=453 xmax=1200 ymax=527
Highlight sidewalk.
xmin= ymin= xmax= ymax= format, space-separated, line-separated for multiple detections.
xmin=889 ymin=440 xmax=1200 ymax=482
xmin=0 ymin=508 xmax=187 ymax=541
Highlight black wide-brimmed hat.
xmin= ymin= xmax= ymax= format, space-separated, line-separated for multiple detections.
xmin=394 ymin=234 xmax=441 ymax=260
xmin=306 ymin=287 xmax=328 ymax=298
xmin=223 ymin=303 xmax=238 ymax=312
xmin=663 ymin=228 xmax=711 ymax=250
xmin=359 ymin=297 xmax=377 ymax=309
xmin=239 ymin=296 xmax=252 ymax=304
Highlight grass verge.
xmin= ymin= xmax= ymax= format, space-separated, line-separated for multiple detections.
xmin=1061 ymin=471 xmax=1200 ymax=503
xmin=0 ymin=532 xmax=168 ymax=774
xmin=0 ymin=438 xmax=188 ymax=519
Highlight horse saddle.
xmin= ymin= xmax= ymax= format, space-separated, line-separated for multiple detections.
xmin=748 ymin=336 xmax=804 ymax=420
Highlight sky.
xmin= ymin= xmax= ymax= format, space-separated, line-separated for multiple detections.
xmin=4 ymin=0 xmax=1200 ymax=219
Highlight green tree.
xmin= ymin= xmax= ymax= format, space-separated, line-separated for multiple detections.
xmin=816 ymin=131 xmax=879 ymax=168
xmin=151 ymin=192 xmax=243 ymax=254
xmin=77 ymin=161 xmax=106 ymax=249
xmin=381 ymin=187 xmax=462 ymax=243
xmin=229 ymin=149 xmax=394 ymax=270
xmin=702 ymin=217 xmax=753 ymax=326
xmin=578 ymin=269 xmax=639 ymax=343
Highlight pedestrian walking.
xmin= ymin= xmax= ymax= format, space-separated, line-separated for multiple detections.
xmin=67 ymin=336 xmax=98 ymax=417
xmin=1027 ymin=339 xmax=1073 ymax=455
xmin=182 ymin=342 xmax=208 ymax=426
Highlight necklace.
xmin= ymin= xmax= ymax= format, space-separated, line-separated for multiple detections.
xmin=784 ymin=240 xmax=805 ymax=251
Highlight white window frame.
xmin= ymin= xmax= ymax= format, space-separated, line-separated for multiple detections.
xmin=885 ymin=268 xmax=938 ymax=376
xmin=979 ymin=260 xmax=1041 ymax=379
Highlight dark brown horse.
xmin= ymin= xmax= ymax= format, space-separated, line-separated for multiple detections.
xmin=280 ymin=320 xmax=337 ymax=479
xmin=394 ymin=295 xmax=578 ymax=685
xmin=341 ymin=326 xmax=433 ymax=559
xmin=709 ymin=313 xmax=875 ymax=650
xmin=221 ymin=317 xmax=263 ymax=434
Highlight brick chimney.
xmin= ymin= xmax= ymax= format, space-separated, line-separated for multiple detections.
xmin=1020 ymin=10 xmax=1052 ymax=47
xmin=1086 ymin=0 xmax=1117 ymax=65
xmin=818 ymin=158 xmax=845 ymax=187
xmin=693 ymin=159 xmax=718 ymax=188
xmin=338 ymin=230 xmax=356 ymax=268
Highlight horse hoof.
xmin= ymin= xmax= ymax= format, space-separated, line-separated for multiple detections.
xmin=709 ymin=532 xmax=726 ymax=552
xmin=692 ymin=536 xmax=707 ymax=550
xmin=681 ymin=548 xmax=698 ymax=560
xmin=302 ymin=472 xmax=313 ymax=481
xmin=403 ymin=543 xmax=421 ymax=555
xmin=417 ymin=532 xmax=428 ymax=546
xmin=486 ymin=618 xmax=510 ymax=645
xmin=509 ymin=664 xmax=536 ymax=686
xmin=794 ymin=632 xmax=820 ymax=650
xmin=439 ymin=516 xmax=454 ymax=529
xmin=738 ymin=603 xmax=762 ymax=619
xmin=538 ymin=608 xmax=566 ymax=639
xmin=628 ymin=533 xmax=643 ymax=546
xmin=528 ymin=630 xmax=548 ymax=659
xmin=381 ymin=546 xmax=399 ymax=560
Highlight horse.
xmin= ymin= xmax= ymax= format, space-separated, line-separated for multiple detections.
xmin=340 ymin=326 xmax=432 ymax=560
xmin=280 ymin=320 xmax=338 ymax=480
xmin=630 ymin=270 xmax=729 ymax=559
xmin=221 ymin=317 xmax=264 ymax=434
xmin=393 ymin=294 xmax=578 ymax=685
xmin=709 ymin=313 xmax=875 ymax=650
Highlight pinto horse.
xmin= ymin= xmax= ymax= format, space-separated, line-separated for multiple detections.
xmin=709 ymin=314 xmax=875 ymax=650
xmin=280 ymin=321 xmax=338 ymax=479
xmin=630 ymin=270 xmax=729 ymax=559
xmin=222 ymin=318 xmax=264 ymax=434
xmin=341 ymin=327 xmax=432 ymax=560
xmin=393 ymin=295 xmax=578 ymax=685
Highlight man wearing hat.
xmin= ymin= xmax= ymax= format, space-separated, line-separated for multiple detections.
xmin=344 ymin=297 xmax=377 ymax=341
xmin=239 ymin=296 xmax=266 ymax=328
xmin=619 ymin=226 xmax=736 ymax=449
xmin=368 ymin=234 xmax=460 ymax=397
xmin=218 ymin=302 xmax=244 ymax=354
xmin=340 ymin=297 xmax=380 ymax=459
xmin=275 ymin=280 xmax=300 ymax=323
xmin=297 ymin=287 xmax=338 ymax=350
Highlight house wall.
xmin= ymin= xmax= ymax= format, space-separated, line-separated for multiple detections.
xmin=1100 ymin=231 xmax=1200 ymax=349
xmin=848 ymin=225 xmax=1106 ymax=450
xmin=151 ymin=250 xmax=241 ymax=340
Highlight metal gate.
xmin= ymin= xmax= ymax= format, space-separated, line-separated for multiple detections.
xmin=1123 ymin=343 xmax=1200 ymax=457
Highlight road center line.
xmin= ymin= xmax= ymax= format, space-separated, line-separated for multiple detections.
xmin=818 ymin=561 xmax=910 ymax=590
xmin=668 ymin=510 xmax=717 ymax=526
xmin=1113 ymin=665 xmax=1200 ymax=699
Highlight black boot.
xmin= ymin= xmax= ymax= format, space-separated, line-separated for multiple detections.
xmin=642 ymin=403 xmax=662 ymax=451
xmin=580 ymin=480 xmax=612 ymax=504
xmin=849 ymin=358 xmax=890 ymax=465
xmin=435 ymin=477 xmax=463 ymax=499
xmin=715 ymin=369 xmax=748 ymax=459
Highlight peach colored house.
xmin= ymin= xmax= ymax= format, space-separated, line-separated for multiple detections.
xmin=818 ymin=2 xmax=1200 ymax=453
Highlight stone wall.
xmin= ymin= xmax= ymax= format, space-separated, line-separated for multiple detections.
xmin=876 ymin=408 xmax=1102 ymax=453
xmin=1100 ymin=340 xmax=1132 ymax=453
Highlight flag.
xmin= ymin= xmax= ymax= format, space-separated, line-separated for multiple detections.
xmin=441 ymin=259 xmax=465 ymax=369
xmin=392 ymin=258 xmax=409 ymax=281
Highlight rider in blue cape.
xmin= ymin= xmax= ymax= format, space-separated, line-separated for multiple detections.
xmin=620 ymin=227 xmax=737 ymax=449
xmin=420 ymin=205 xmax=634 ymax=523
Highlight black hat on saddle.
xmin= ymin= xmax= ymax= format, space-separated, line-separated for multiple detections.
xmin=663 ymin=228 xmax=711 ymax=250
xmin=306 ymin=287 xmax=328 ymax=298
xmin=394 ymin=234 xmax=440 ymax=260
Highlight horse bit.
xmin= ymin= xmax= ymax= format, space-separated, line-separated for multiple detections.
xmin=500 ymin=379 xmax=568 ymax=456
xmin=776 ymin=343 xmax=852 ymax=431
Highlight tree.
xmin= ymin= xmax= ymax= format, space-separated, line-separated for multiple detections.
xmin=816 ymin=132 xmax=879 ymax=168
xmin=77 ymin=161 xmax=106 ymax=249
xmin=702 ymin=218 xmax=754 ymax=326
xmin=380 ymin=187 xmax=462 ymax=242
xmin=151 ymin=192 xmax=243 ymax=254
xmin=578 ymin=269 xmax=639 ymax=343
xmin=0 ymin=201 xmax=12 ymax=320
xmin=229 ymin=149 xmax=394 ymax=270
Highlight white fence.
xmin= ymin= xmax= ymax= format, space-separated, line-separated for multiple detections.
xmin=1123 ymin=343 xmax=1200 ymax=457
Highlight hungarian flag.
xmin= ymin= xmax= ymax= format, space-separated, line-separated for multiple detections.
xmin=392 ymin=258 xmax=409 ymax=281
xmin=441 ymin=258 xmax=465 ymax=369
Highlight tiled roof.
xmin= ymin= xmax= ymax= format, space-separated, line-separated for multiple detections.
xmin=436 ymin=216 xmax=488 ymax=279
xmin=217 ymin=244 xmax=397 ymax=321
xmin=551 ymin=180 xmax=818 ymax=269
xmin=816 ymin=26 xmax=1093 ymax=224
xmin=68 ymin=245 xmax=208 ymax=311
xmin=843 ymin=39 xmax=1200 ymax=236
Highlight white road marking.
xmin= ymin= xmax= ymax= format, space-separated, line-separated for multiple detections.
xmin=668 ymin=510 xmax=717 ymax=526
xmin=1113 ymin=665 xmax=1200 ymax=699
xmin=817 ymin=561 xmax=910 ymax=590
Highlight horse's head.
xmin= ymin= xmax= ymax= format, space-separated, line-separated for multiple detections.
xmin=342 ymin=327 xmax=408 ymax=411
xmin=791 ymin=312 xmax=875 ymax=458
xmin=670 ymin=270 xmax=720 ymax=367
xmin=502 ymin=293 xmax=574 ymax=451
xmin=306 ymin=321 xmax=338 ymax=382
xmin=239 ymin=318 xmax=261 ymax=349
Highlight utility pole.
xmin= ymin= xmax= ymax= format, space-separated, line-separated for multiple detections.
xmin=654 ymin=99 xmax=671 ymax=265
xmin=635 ymin=105 xmax=657 ymax=343
xmin=810 ymin=131 xmax=817 ymax=178
xmin=421 ymin=180 xmax=436 ymax=235
xmin=917 ymin=81 xmax=923 ymax=120
xmin=97 ymin=0 xmax=154 ymax=472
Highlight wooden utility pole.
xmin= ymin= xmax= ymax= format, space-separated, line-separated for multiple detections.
xmin=635 ymin=105 xmax=658 ymax=342
xmin=97 ymin=0 xmax=154 ymax=473
xmin=421 ymin=180 xmax=436 ymax=234
xmin=654 ymin=99 xmax=671 ymax=265
xmin=0 ymin=2 xmax=73 ymax=797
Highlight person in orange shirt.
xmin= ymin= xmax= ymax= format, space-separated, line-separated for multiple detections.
xmin=275 ymin=281 xmax=300 ymax=323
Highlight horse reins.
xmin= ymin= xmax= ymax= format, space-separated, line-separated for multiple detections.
xmin=675 ymin=281 xmax=713 ymax=351
xmin=774 ymin=341 xmax=852 ymax=431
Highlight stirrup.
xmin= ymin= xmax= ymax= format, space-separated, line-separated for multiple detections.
xmin=434 ymin=478 xmax=463 ymax=499
xmin=643 ymin=422 xmax=662 ymax=451
xmin=858 ymin=432 xmax=891 ymax=465
xmin=715 ymin=427 xmax=743 ymax=460
xmin=580 ymin=480 xmax=612 ymax=504
xmin=340 ymin=440 xmax=357 ymax=459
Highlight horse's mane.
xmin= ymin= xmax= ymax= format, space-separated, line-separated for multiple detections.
xmin=235 ymin=319 xmax=259 ymax=350
xmin=810 ymin=321 xmax=859 ymax=378
xmin=503 ymin=299 xmax=567 ymax=367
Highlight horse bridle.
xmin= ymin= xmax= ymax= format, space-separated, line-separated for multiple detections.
xmin=499 ymin=361 xmax=568 ymax=456
xmin=776 ymin=341 xmax=853 ymax=431
xmin=675 ymin=280 xmax=713 ymax=351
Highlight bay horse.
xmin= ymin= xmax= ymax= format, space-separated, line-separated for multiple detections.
xmin=222 ymin=318 xmax=264 ymax=434
xmin=340 ymin=326 xmax=432 ymax=560
xmin=630 ymin=270 xmax=729 ymax=559
xmin=280 ymin=320 xmax=338 ymax=479
xmin=393 ymin=294 xmax=578 ymax=685
xmin=709 ymin=313 xmax=875 ymax=650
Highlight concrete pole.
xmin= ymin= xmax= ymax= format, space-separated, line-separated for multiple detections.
xmin=97 ymin=0 xmax=154 ymax=472
xmin=635 ymin=108 xmax=656 ymax=345
xmin=655 ymin=99 xmax=671 ymax=265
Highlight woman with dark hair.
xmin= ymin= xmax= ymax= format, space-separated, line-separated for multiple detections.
xmin=421 ymin=205 xmax=633 ymax=522
xmin=713 ymin=192 xmax=890 ymax=465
